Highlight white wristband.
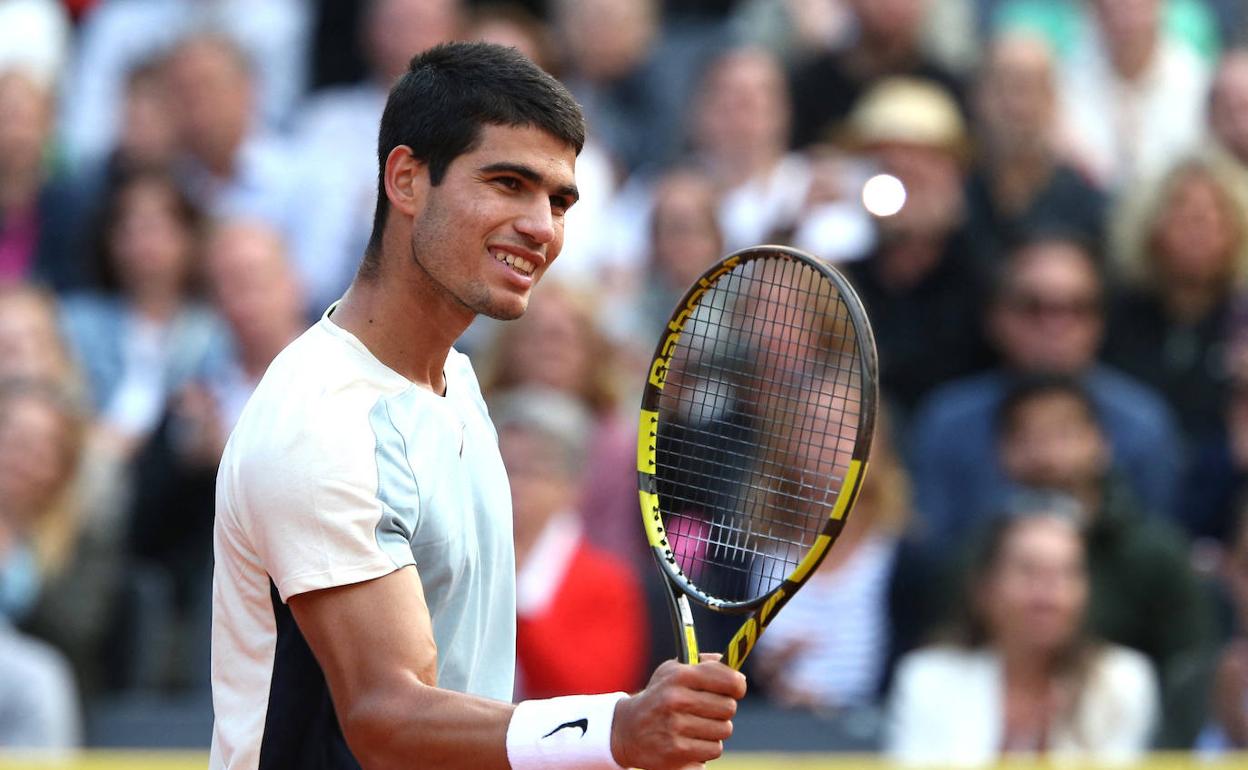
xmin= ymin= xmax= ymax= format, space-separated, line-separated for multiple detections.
xmin=506 ymin=691 xmax=628 ymax=770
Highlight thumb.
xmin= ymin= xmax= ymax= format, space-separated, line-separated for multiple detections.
xmin=698 ymin=653 xmax=723 ymax=664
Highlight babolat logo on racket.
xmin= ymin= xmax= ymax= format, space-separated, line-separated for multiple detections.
xmin=648 ymin=255 xmax=740 ymax=389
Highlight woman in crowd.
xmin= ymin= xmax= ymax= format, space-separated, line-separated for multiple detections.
xmin=0 ymin=378 xmax=83 ymax=747
xmin=1104 ymin=156 xmax=1248 ymax=441
xmin=886 ymin=496 xmax=1158 ymax=764
xmin=477 ymin=281 xmax=641 ymax=564
xmin=750 ymin=416 xmax=911 ymax=714
xmin=60 ymin=167 xmax=227 ymax=459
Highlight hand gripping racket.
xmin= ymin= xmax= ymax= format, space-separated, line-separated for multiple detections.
xmin=637 ymin=245 xmax=878 ymax=669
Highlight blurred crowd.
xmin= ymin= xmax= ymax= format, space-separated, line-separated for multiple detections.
xmin=4 ymin=0 xmax=1248 ymax=761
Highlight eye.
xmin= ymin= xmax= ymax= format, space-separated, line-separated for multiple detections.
xmin=551 ymin=196 xmax=571 ymax=216
xmin=495 ymin=176 xmax=522 ymax=191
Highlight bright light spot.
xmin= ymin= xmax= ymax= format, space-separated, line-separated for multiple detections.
xmin=862 ymin=174 xmax=906 ymax=217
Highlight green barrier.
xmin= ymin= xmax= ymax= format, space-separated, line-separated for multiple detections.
xmin=1 ymin=752 xmax=1247 ymax=769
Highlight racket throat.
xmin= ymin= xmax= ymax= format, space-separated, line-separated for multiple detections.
xmin=670 ymin=591 xmax=700 ymax=665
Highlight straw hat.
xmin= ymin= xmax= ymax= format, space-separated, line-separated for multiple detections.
xmin=842 ymin=76 xmax=970 ymax=161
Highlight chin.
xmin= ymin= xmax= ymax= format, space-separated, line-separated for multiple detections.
xmin=479 ymin=297 xmax=529 ymax=321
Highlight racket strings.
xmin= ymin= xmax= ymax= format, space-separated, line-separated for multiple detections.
xmin=655 ymin=257 xmax=863 ymax=605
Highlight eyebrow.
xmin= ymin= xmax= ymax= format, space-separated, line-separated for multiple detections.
xmin=479 ymin=162 xmax=579 ymax=203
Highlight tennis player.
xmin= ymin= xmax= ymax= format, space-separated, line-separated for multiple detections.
xmin=209 ymin=41 xmax=745 ymax=770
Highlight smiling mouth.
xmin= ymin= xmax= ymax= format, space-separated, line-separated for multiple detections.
xmin=491 ymin=249 xmax=536 ymax=276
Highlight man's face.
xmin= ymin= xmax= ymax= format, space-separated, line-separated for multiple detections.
xmin=207 ymin=225 xmax=304 ymax=344
xmin=977 ymin=37 xmax=1055 ymax=151
xmin=409 ymin=123 xmax=578 ymax=321
xmin=1000 ymin=391 xmax=1109 ymax=493
xmin=167 ymin=39 xmax=253 ymax=164
xmin=694 ymin=50 xmax=790 ymax=161
xmin=990 ymin=243 xmax=1103 ymax=374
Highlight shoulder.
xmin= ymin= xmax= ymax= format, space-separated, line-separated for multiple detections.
xmin=912 ymin=372 xmax=1003 ymax=431
xmin=1085 ymin=366 xmax=1175 ymax=430
xmin=1091 ymin=645 xmax=1155 ymax=687
xmin=59 ymin=291 xmax=119 ymax=320
xmin=223 ymin=323 xmax=410 ymax=499
xmin=894 ymin=645 xmax=991 ymax=686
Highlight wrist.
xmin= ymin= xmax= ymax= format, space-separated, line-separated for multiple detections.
xmin=507 ymin=691 xmax=628 ymax=770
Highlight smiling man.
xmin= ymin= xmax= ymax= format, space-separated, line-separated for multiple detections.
xmin=209 ymin=43 xmax=744 ymax=770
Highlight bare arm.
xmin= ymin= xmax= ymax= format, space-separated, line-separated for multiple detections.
xmin=290 ymin=565 xmax=747 ymax=770
xmin=289 ymin=566 xmax=514 ymax=770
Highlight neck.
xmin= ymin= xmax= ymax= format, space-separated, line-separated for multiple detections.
xmin=1002 ymin=645 xmax=1055 ymax=689
xmin=131 ymin=289 xmax=181 ymax=322
xmin=708 ymin=147 xmax=781 ymax=189
xmin=332 ymin=244 xmax=474 ymax=391
xmin=1162 ymin=279 xmax=1225 ymax=324
xmin=853 ymin=33 xmax=916 ymax=75
xmin=1109 ymin=36 xmax=1156 ymax=82
xmin=987 ymin=147 xmax=1055 ymax=214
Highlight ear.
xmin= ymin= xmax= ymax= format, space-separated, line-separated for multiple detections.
xmin=382 ymin=145 xmax=429 ymax=219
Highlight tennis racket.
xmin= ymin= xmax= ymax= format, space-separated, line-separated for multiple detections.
xmin=637 ymin=244 xmax=878 ymax=670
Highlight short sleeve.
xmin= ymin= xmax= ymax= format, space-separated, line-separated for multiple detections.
xmin=227 ymin=393 xmax=418 ymax=603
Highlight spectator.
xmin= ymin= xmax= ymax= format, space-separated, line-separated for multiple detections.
xmin=910 ymin=235 xmax=1180 ymax=545
xmin=788 ymin=0 xmax=967 ymax=149
xmin=0 ymin=284 xmax=81 ymax=397
xmin=553 ymin=0 xmax=707 ymax=173
xmin=0 ymin=69 xmax=77 ymax=290
xmin=165 ymin=33 xmax=298 ymax=232
xmin=67 ymin=55 xmax=180 ymax=272
xmin=997 ymin=374 xmax=1215 ymax=746
xmin=0 ymin=289 xmax=124 ymax=697
xmin=59 ymin=0 xmax=309 ymax=166
xmin=0 ymin=378 xmax=85 ymax=747
xmin=887 ymin=495 xmax=1157 ymax=764
xmin=964 ymin=33 xmax=1106 ymax=266
xmin=750 ymin=415 xmax=911 ymax=713
xmin=466 ymin=3 xmax=556 ymax=71
xmin=60 ymin=168 xmax=227 ymax=458
xmin=612 ymin=166 xmax=724 ymax=348
xmin=689 ymin=46 xmax=811 ymax=252
xmin=497 ymin=387 xmax=648 ymax=701
xmin=293 ymin=0 xmax=462 ymax=313
xmin=842 ymin=77 xmax=994 ymax=412
xmin=123 ymin=219 xmax=305 ymax=689
xmin=1104 ymin=157 xmax=1247 ymax=441
xmin=1058 ymin=0 xmax=1212 ymax=189
xmin=477 ymin=281 xmax=640 ymax=566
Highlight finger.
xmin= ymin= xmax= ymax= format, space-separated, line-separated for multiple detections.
xmin=698 ymin=652 xmax=722 ymax=664
xmin=678 ymin=690 xmax=739 ymax=721
xmin=677 ymin=713 xmax=734 ymax=742
xmin=684 ymin=662 xmax=748 ymax=699
xmin=673 ymin=737 xmax=725 ymax=765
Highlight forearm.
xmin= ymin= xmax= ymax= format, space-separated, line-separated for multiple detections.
xmin=343 ymin=677 xmax=515 ymax=770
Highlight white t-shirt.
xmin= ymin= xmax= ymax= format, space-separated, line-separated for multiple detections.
xmin=209 ymin=309 xmax=516 ymax=770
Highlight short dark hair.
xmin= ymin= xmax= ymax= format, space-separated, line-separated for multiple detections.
xmin=996 ymin=373 xmax=1100 ymax=438
xmin=990 ymin=230 xmax=1105 ymax=306
xmin=361 ymin=42 xmax=586 ymax=273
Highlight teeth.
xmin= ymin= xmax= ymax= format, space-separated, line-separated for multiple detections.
xmin=492 ymin=250 xmax=535 ymax=276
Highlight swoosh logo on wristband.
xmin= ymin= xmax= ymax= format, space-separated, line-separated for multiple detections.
xmin=542 ymin=718 xmax=589 ymax=739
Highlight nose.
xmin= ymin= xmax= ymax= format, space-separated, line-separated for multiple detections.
xmin=514 ymin=198 xmax=556 ymax=246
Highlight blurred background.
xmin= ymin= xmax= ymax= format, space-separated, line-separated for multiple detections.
xmin=4 ymin=0 xmax=1248 ymax=763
